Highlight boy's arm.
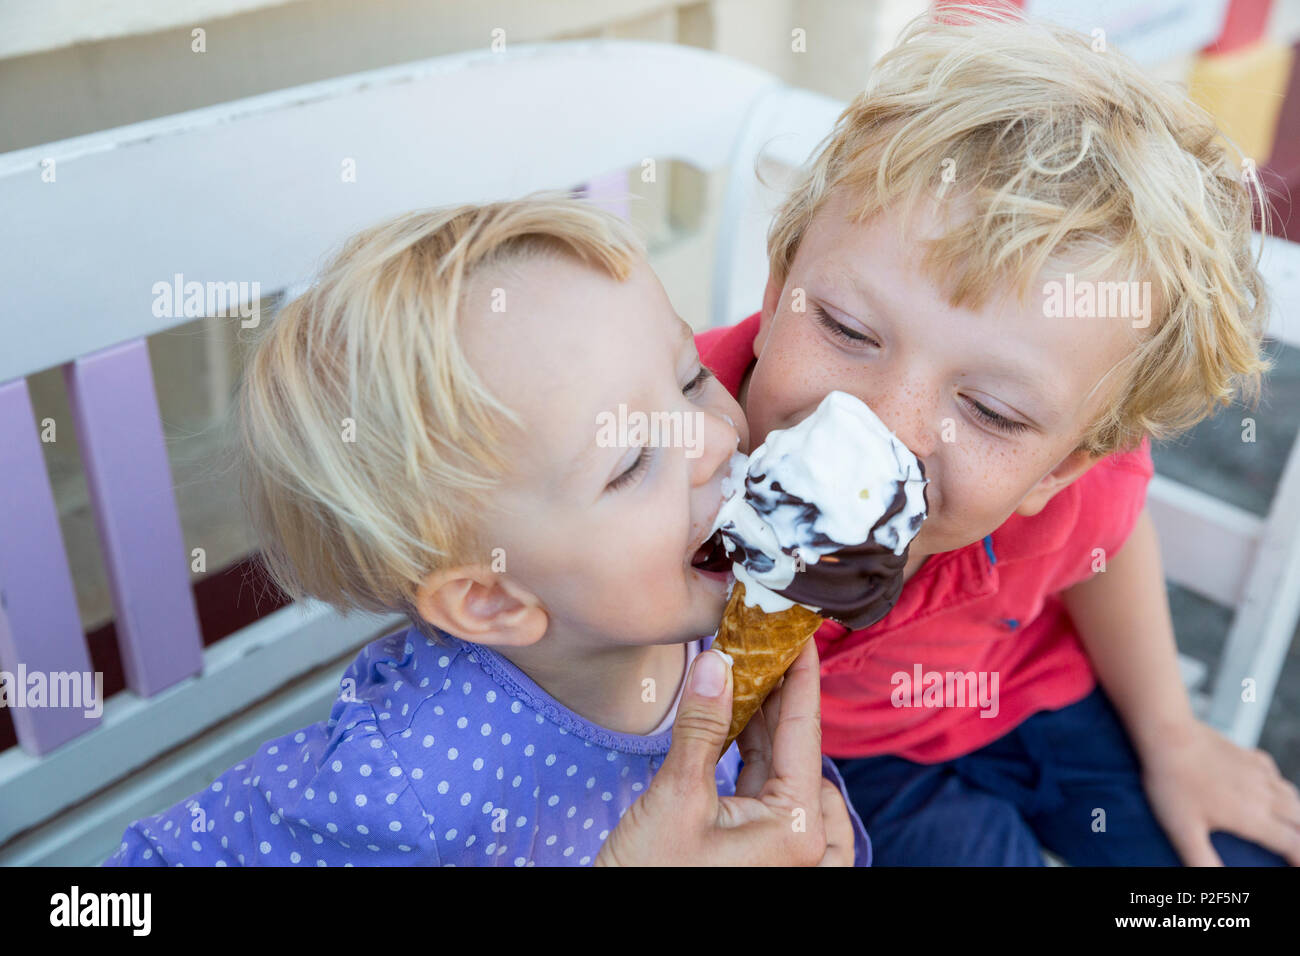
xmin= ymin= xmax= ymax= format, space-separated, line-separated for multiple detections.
xmin=1058 ymin=506 xmax=1193 ymax=752
xmin=1061 ymin=506 xmax=1300 ymax=865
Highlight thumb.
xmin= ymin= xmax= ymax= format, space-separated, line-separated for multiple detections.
xmin=657 ymin=649 xmax=735 ymax=794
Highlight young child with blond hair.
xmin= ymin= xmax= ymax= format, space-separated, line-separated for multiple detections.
xmin=695 ymin=7 xmax=1298 ymax=865
xmin=103 ymin=196 xmax=868 ymax=867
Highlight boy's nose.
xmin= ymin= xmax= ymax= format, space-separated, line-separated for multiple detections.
xmin=859 ymin=393 xmax=938 ymax=463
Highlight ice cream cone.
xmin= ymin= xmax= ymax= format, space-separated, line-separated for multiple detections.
xmin=712 ymin=580 xmax=823 ymax=751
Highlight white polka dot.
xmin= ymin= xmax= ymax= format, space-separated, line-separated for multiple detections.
xmin=545 ymin=754 xmax=556 ymax=766
xmin=500 ymin=733 xmax=511 ymax=745
xmin=473 ymin=758 xmax=484 ymax=771
xmin=486 ymin=690 xmax=497 ymax=703
xmin=438 ymin=656 xmax=450 ymax=667
xmin=524 ymin=744 xmax=535 ymax=757
xmin=411 ymin=768 xmax=423 ymax=780
xmin=480 ymin=723 xmax=492 ymax=736
xmin=438 ymin=781 xmax=449 ymax=795
xmin=460 ymin=792 xmax=472 ymax=806
xmin=511 ymin=701 xmax=522 ymax=714
xmin=422 ymin=734 xmax=434 ymax=747
xmin=457 ymin=717 xmax=468 ymax=729
xmin=566 ymin=765 xmax=577 ymax=777
xmin=294 ymin=732 xmax=306 ymax=743
xmin=548 ymin=795 xmax=559 ymax=807
xmin=355 ymin=794 xmax=367 ymax=807
xmin=211 ymin=781 xmax=223 ymax=792
xmin=290 ymin=851 xmax=301 ymax=863
xmin=268 ymin=746 xmax=279 ymax=755
xmin=386 ymin=792 xmax=398 ymax=805
xmin=370 ymin=739 xmax=383 ymax=749
xmin=358 ymin=825 xmax=369 ymax=835
xmin=445 ymin=829 xmax=458 ymax=841
xmin=332 ymin=760 xmax=343 ymax=772
xmin=360 ymin=764 xmax=372 ymax=777
xmin=447 ymin=747 xmax=458 ymax=760
xmin=462 ymin=682 xmax=472 ymax=694
xmin=259 ymin=841 xmax=272 ymax=854
xmin=233 ymin=811 xmax=245 ymax=823
xmin=511 ymin=775 xmax=522 ymax=788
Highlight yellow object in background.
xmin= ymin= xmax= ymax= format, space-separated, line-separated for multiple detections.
xmin=1189 ymin=40 xmax=1294 ymax=166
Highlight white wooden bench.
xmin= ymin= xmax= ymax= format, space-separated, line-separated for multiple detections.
xmin=0 ymin=39 xmax=1296 ymax=867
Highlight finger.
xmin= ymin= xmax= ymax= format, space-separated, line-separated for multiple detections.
xmin=734 ymin=702 xmax=773 ymax=799
xmin=657 ymin=649 xmax=735 ymax=807
xmin=1255 ymin=814 xmax=1300 ymax=867
xmin=1168 ymin=823 xmax=1224 ymax=867
xmin=816 ymin=779 xmax=855 ymax=867
xmin=763 ymin=675 xmax=785 ymax=728
xmin=767 ymin=638 xmax=824 ymax=809
xmin=1270 ymin=778 xmax=1300 ymax=829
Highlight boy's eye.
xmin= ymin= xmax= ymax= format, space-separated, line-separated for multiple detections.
xmin=963 ymin=396 xmax=1029 ymax=435
xmin=683 ymin=366 xmax=713 ymax=396
xmin=607 ymin=446 xmax=653 ymax=491
xmin=813 ymin=304 xmax=881 ymax=348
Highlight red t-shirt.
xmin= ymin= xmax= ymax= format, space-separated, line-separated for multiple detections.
xmin=697 ymin=312 xmax=1154 ymax=763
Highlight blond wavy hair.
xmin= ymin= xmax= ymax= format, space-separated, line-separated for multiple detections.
xmin=235 ymin=195 xmax=643 ymax=622
xmin=768 ymin=6 xmax=1272 ymax=456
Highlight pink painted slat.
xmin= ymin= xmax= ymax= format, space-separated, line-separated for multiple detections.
xmin=0 ymin=378 xmax=99 ymax=754
xmin=63 ymin=340 xmax=203 ymax=695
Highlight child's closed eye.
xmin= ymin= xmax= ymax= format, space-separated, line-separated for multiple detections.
xmin=962 ymin=396 xmax=1029 ymax=434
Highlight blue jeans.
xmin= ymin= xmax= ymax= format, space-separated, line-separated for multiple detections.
xmin=832 ymin=687 xmax=1289 ymax=866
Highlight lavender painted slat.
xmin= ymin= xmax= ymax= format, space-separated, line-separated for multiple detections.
xmin=0 ymin=378 xmax=98 ymax=754
xmin=63 ymin=341 xmax=202 ymax=695
xmin=580 ymin=169 xmax=631 ymax=220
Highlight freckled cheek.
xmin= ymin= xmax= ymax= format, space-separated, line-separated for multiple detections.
xmin=749 ymin=334 xmax=837 ymax=440
xmin=931 ymin=450 xmax=1028 ymax=537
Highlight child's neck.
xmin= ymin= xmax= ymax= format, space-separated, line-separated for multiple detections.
xmin=493 ymin=637 xmax=688 ymax=737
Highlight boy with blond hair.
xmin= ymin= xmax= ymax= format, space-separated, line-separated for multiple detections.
xmin=696 ymin=8 xmax=1298 ymax=864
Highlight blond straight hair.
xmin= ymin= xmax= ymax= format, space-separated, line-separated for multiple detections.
xmin=236 ymin=195 xmax=643 ymax=621
xmin=768 ymin=5 xmax=1272 ymax=456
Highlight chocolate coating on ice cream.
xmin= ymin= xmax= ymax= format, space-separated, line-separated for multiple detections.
xmin=760 ymin=464 xmax=926 ymax=629
xmin=710 ymin=390 xmax=929 ymax=628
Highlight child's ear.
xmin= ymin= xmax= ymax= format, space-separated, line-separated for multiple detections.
xmin=413 ymin=565 xmax=548 ymax=647
xmin=1015 ymin=448 xmax=1100 ymax=518
xmin=755 ymin=272 xmax=783 ymax=360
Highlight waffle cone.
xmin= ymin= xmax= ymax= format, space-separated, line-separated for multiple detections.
xmin=711 ymin=580 xmax=823 ymax=751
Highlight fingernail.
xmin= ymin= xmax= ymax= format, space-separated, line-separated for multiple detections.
xmin=691 ymin=649 xmax=730 ymax=697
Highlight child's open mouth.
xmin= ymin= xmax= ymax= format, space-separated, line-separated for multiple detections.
xmin=690 ymin=530 xmax=732 ymax=581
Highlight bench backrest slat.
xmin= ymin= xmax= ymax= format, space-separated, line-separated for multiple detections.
xmin=0 ymin=378 xmax=97 ymax=754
